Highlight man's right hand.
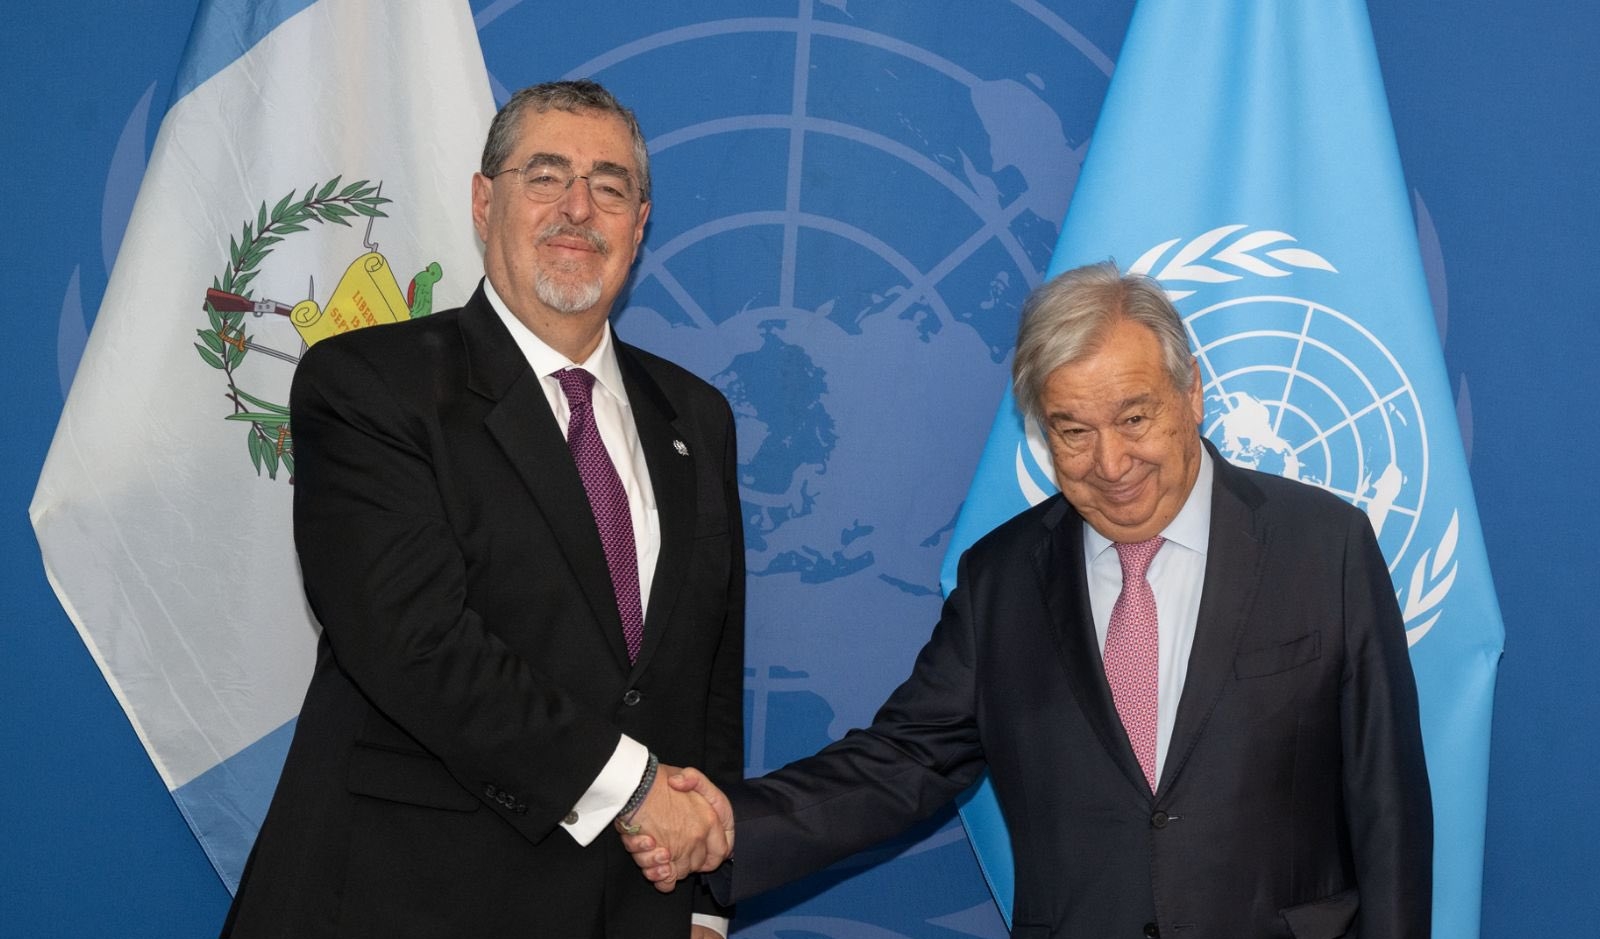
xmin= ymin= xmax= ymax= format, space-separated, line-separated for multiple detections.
xmin=619 ymin=766 xmax=733 ymax=893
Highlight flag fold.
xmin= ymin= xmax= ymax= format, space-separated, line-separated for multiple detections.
xmin=31 ymin=0 xmax=494 ymax=889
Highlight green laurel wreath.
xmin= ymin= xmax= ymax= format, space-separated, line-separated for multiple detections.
xmin=194 ymin=177 xmax=390 ymax=481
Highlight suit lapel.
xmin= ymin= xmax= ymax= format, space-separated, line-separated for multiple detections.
xmin=616 ymin=341 xmax=695 ymax=678
xmin=461 ymin=288 xmax=632 ymax=668
xmin=1037 ymin=501 xmax=1153 ymax=796
xmin=1158 ymin=447 xmax=1270 ymax=794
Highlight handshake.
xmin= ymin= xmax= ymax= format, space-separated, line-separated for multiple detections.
xmin=614 ymin=765 xmax=731 ymax=892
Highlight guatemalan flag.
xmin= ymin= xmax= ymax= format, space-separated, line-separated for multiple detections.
xmin=941 ymin=1 xmax=1504 ymax=935
xmin=30 ymin=0 xmax=493 ymax=890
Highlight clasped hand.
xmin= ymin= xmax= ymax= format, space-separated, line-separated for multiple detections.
xmin=616 ymin=766 xmax=732 ymax=893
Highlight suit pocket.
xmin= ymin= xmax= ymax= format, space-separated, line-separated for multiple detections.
xmin=1234 ymin=632 xmax=1321 ymax=679
xmin=345 ymin=743 xmax=480 ymax=812
xmin=1280 ymin=886 xmax=1359 ymax=938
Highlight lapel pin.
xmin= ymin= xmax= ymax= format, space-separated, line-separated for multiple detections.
xmin=672 ymin=439 xmax=689 ymax=456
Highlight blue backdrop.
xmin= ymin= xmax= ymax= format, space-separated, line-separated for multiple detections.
xmin=3 ymin=2 xmax=1595 ymax=936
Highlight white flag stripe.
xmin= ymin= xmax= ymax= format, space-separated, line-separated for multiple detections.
xmin=30 ymin=0 xmax=493 ymax=877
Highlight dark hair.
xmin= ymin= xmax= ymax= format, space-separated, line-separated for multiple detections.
xmin=480 ymin=79 xmax=651 ymax=202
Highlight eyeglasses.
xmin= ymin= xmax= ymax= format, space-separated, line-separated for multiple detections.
xmin=487 ymin=158 xmax=640 ymax=214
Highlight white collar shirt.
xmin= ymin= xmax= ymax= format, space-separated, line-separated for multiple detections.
xmin=483 ymin=278 xmax=660 ymax=616
xmin=1083 ymin=447 xmax=1214 ymax=786
xmin=483 ymin=280 xmax=672 ymax=871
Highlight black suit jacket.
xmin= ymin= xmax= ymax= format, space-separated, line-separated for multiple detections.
xmin=223 ymin=286 xmax=744 ymax=938
xmin=721 ymin=445 xmax=1431 ymax=939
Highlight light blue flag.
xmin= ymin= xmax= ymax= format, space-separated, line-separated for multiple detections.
xmin=940 ymin=2 xmax=1503 ymax=935
xmin=31 ymin=0 xmax=492 ymax=890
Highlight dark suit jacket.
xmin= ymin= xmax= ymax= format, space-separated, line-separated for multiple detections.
xmin=721 ymin=445 xmax=1430 ymax=939
xmin=222 ymin=285 xmax=744 ymax=939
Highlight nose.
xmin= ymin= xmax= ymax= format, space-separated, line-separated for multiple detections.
xmin=1093 ymin=432 xmax=1133 ymax=480
xmin=557 ymin=175 xmax=596 ymax=222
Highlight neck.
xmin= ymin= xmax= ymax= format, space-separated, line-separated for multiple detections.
xmin=517 ymin=306 xmax=610 ymax=363
xmin=486 ymin=274 xmax=613 ymax=362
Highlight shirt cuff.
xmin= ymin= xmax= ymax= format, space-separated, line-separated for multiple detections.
xmin=559 ymin=734 xmax=648 ymax=846
xmin=691 ymin=914 xmax=730 ymax=937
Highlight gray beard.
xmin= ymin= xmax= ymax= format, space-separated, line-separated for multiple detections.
xmin=534 ymin=268 xmax=604 ymax=314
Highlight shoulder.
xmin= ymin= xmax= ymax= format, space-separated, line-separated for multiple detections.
xmin=299 ymin=306 xmax=466 ymax=371
xmin=1213 ymin=457 xmax=1379 ymax=571
xmin=963 ymin=496 xmax=1071 ymax=569
xmin=290 ymin=306 xmax=472 ymax=415
xmin=616 ymin=338 xmax=733 ymax=420
xmin=1215 ymin=454 xmax=1366 ymax=527
xmin=296 ymin=306 xmax=468 ymax=379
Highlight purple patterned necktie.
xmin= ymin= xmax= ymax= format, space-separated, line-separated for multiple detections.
xmin=555 ymin=368 xmax=643 ymax=662
xmin=1104 ymin=536 xmax=1165 ymax=792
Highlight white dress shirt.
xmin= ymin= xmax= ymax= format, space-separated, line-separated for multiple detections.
xmin=1083 ymin=449 xmax=1214 ymax=785
xmin=484 ymin=281 xmax=657 ymax=839
xmin=489 ymin=284 xmax=730 ymax=935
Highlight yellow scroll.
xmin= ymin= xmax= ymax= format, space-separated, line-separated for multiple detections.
xmin=291 ymin=252 xmax=411 ymax=347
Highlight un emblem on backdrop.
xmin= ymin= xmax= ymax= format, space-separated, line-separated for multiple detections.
xmin=475 ymin=3 xmax=1120 ymax=935
xmin=537 ymin=3 xmax=1113 ymax=756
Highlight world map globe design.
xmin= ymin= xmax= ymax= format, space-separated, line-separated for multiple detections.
xmin=487 ymin=6 xmax=1117 ymax=742
xmin=1187 ymin=294 xmax=1429 ymax=572
xmin=473 ymin=4 xmax=1126 ymax=935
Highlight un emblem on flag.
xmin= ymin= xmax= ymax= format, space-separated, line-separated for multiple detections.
xmin=1153 ymin=226 xmax=1459 ymax=645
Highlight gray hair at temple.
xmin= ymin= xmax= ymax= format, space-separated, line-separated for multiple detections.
xmin=480 ymin=79 xmax=652 ymax=203
xmin=1011 ymin=261 xmax=1196 ymax=421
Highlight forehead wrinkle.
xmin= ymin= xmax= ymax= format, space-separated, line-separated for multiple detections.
xmin=522 ymin=153 xmax=637 ymax=188
xmin=1047 ymin=391 xmax=1160 ymax=426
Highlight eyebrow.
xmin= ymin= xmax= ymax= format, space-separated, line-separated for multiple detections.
xmin=1047 ymin=393 xmax=1160 ymax=425
xmin=522 ymin=153 xmax=636 ymax=187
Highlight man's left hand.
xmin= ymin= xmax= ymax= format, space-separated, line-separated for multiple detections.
xmin=621 ymin=766 xmax=732 ymax=891
xmin=617 ymin=763 xmax=730 ymax=892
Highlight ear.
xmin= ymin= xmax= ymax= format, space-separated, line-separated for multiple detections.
xmin=1186 ymin=357 xmax=1204 ymax=424
xmin=632 ymin=199 xmax=652 ymax=250
xmin=470 ymin=172 xmax=493 ymax=244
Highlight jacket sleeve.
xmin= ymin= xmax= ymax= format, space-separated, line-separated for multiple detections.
xmin=720 ymin=549 xmax=988 ymax=901
xmin=692 ymin=396 xmax=746 ymax=919
xmin=291 ymin=337 xmax=622 ymax=842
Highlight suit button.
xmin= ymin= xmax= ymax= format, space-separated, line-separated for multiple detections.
xmin=563 ymin=810 xmax=578 ymax=825
xmin=1144 ymin=924 xmax=1160 ymax=938
xmin=1150 ymin=811 xmax=1169 ymax=829
xmin=622 ymin=689 xmax=642 ymax=706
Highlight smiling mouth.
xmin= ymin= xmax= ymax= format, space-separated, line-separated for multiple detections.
xmin=536 ymin=223 xmax=609 ymax=256
xmin=544 ymin=238 xmax=596 ymax=253
xmin=1100 ymin=475 xmax=1150 ymax=505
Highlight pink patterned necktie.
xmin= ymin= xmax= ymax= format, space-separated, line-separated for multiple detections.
xmin=1104 ymin=536 xmax=1165 ymax=792
xmin=556 ymin=368 xmax=643 ymax=662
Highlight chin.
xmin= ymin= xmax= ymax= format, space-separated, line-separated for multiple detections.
xmin=535 ymin=276 xmax=604 ymax=315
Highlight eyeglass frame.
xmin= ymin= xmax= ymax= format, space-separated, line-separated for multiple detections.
xmin=485 ymin=154 xmax=644 ymax=214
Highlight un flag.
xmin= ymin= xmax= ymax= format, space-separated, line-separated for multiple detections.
xmin=945 ymin=2 xmax=1503 ymax=936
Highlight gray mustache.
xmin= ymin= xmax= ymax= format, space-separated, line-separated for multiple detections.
xmin=537 ymin=223 xmax=609 ymax=255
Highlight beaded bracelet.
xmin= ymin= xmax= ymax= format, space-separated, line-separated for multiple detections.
xmin=615 ymin=751 xmax=660 ymax=834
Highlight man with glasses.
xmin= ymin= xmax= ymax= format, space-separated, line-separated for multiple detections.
xmin=222 ymin=80 xmax=743 ymax=939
